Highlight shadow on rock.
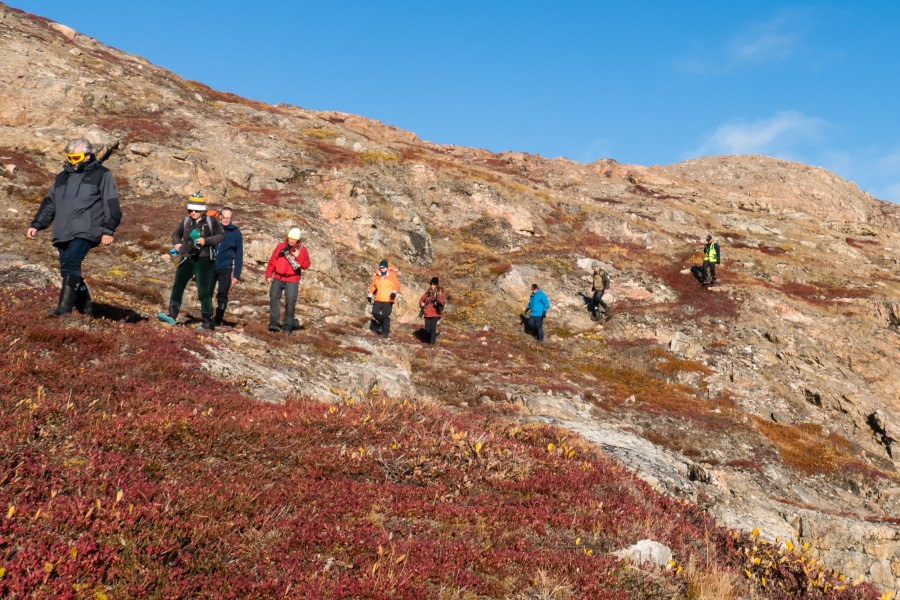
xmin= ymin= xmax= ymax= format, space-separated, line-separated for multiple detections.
xmin=92 ymin=302 xmax=147 ymax=323
xmin=578 ymin=291 xmax=594 ymax=315
xmin=412 ymin=327 xmax=431 ymax=344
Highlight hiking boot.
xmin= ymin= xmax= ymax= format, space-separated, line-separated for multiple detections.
xmin=74 ymin=277 xmax=93 ymax=317
xmin=282 ymin=326 xmax=293 ymax=336
xmin=157 ymin=313 xmax=176 ymax=325
xmin=51 ymin=275 xmax=80 ymax=316
xmin=198 ymin=314 xmax=215 ymax=331
xmin=268 ymin=323 xmax=281 ymax=333
xmin=157 ymin=301 xmax=180 ymax=326
xmin=214 ymin=305 xmax=226 ymax=327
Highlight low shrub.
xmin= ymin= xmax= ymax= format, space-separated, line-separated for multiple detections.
xmin=357 ymin=150 xmax=400 ymax=166
xmin=0 ymin=289 xmax=881 ymax=599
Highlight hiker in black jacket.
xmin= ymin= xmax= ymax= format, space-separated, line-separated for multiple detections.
xmin=157 ymin=194 xmax=224 ymax=330
xmin=26 ymin=138 xmax=122 ymax=316
xmin=211 ymin=207 xmax=243 ymax=326
xmin=590 ymin=261 xmax=612 ymax=321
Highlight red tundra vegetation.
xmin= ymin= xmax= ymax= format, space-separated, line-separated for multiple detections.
xmin=0 ymin=289 xmax=880 ymax=599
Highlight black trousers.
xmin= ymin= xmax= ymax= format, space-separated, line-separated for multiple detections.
xmin=528 ymin=315 xmax=545 ymax=342
xmin=701 ymin=261 xmax=717 ymax=283
xmin=56 ymin=238 xmax=97 ymax=277
xmin=424 ymin=316 xmax=440 ymax=344
xmin=591 ymin=289 xmax=609 ymax=317
xmin=372 ymin=301 xmax=393 ymax=338
xmin=213 ymin=269 xmax=233 ymax=310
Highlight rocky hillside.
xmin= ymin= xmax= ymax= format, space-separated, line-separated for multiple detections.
xmin=1 ymin=3 xmax=898 ymax=595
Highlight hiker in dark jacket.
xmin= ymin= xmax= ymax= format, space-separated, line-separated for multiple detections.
xmin=211 ymin=207 xmax=243 ymax=326
xmin=26 ymin=138 xmax=121 ymax=316
xmin=590 ymin=261 xmax=611 ymax=321
xmin=701 ymin=234 xmax=722 ymax=286
xmin=157 ymin=194 xmax=224 ymax=330
xmin=418 ymin=276 xmax=446 ymax=345
xmin=265 ymin=228 xmax=310 ymax=334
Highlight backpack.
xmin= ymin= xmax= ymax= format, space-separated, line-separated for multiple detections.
xmin=182 ymin=215 xmax=218 ymax=261
xmin=436 ymin=291 xmax=450 ymax=314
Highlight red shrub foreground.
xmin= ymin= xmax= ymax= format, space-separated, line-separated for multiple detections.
xmin=0 ymin=290 xmax=879 ymax=599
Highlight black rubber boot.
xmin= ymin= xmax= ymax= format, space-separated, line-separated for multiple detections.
xmin=74 ymin=277 xmax=93 ymax=316
xmin=198 ymin=313 xmax=215 ymax=331
xmin=214 ymin=304 xmax=226 ymax=327
xmin=52 ymin=276 xmax=79 ymax=316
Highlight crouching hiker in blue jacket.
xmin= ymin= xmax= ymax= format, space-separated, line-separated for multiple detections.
xmin=525 ymin=283 xmax=550 ymax=342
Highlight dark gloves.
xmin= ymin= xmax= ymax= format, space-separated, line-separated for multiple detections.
xmin=367 ymin=293 xmax=373 ymax=303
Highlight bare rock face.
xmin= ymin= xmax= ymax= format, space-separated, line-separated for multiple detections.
xmin=1 ymin=4 xmax=898 ymax=593
xmin=662 ymin=155 xmax=898 ymax=231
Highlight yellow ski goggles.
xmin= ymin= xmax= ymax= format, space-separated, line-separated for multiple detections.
xmin=65 ymin=152 xmax=86 ymax=164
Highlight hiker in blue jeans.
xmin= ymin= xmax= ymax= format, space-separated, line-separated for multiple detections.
xmin=525 ymin=283 xmax=550 ymax=342
xmin=26 ymin=138 xmax=121 ymax=317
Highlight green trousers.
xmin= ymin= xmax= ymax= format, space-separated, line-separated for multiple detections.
xmin=169 ymin=256 xmax=216 ymax=316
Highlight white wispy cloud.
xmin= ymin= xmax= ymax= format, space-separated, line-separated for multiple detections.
xmin=695 ymin=110 xmax=827 ymax=156
xmin=729 ymin=15 xmax=800 ymax=64
xmin=675 ymin=12 xmax=807 ymax=74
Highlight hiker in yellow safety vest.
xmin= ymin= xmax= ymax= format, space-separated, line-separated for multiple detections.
xmin=701 ymin=234 xmax=721 ymax=286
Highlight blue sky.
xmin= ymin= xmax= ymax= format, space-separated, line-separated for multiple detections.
xmin=14 ymin=1 xmax=900 ymax=202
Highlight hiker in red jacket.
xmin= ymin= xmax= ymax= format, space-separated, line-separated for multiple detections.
xmin=418 ymin=276 xmax=446 ymax=345
xmin=265 ymin=228 xmax=310 ymax=334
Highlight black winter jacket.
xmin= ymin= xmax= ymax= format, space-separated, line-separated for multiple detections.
xmin=172 ymin=215 xmax=224 ymax=259
xmin=30 ymin=159 xmax=122 ymax=245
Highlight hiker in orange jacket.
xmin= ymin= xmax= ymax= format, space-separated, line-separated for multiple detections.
xmin=367 ymin=259 xmax=400 ymax=338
